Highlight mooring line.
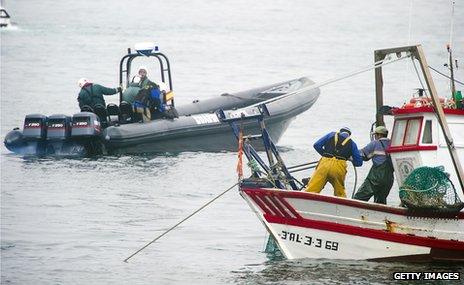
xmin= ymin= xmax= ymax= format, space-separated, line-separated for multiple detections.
xmin=123 ymin=182 xmax=239 ymax=263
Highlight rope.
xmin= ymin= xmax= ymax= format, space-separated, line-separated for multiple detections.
xmin=249 ymin=53 xmax=411 ymax=108
xmin=351 ymin=163 xmax=358 ymax=199
xmin=411 ymin=57 xmax=428 ymax=96
xmin=123 ymin=182 xmax=239 ymax=263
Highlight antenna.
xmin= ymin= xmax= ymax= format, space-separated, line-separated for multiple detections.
xmin=447 ymin=1 xmax=457 ymax=99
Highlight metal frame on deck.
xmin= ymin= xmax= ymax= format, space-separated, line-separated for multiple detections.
xmin=374 ymin=45 xmax=464 ymax=193
xmin=217 ymin=106 xmax=300 ymax=190
xmin=118 ymin=49 xmax=173 ymax=105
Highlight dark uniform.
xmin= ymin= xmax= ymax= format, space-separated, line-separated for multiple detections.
xmin=354 ymin=137 xmax=394 ymax=204
xmin=78 ymin=83 xmax=119 ymax=110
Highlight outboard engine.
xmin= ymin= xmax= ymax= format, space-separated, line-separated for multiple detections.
xmin=46 ymin=114 xmax=72 ymax=154
xmin=22 ymin=114 xmax=48 ymax=155
xmin=71 ymin=112 xmax=104 ymax=155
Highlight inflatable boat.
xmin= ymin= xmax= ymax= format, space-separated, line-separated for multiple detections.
xmin=0 ymin=8 xmax=11 ymax=28
xmin=4 ymin=44 xmax=320 ymax=156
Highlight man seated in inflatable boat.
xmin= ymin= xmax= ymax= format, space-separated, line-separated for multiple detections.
xmin=131 ymin=79 xmax=178 ymax=122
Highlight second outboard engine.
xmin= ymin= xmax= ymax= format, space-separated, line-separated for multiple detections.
xmin=22 ymin=114 xmax=48 ymax=155
xmin=71 ymin=112 xmax=103 ymax=155
xmin=46 ymin=114 xmax=72 ymax=154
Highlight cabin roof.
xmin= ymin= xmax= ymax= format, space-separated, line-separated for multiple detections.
xmin=392 ymin=106 xmax=464 ymax=116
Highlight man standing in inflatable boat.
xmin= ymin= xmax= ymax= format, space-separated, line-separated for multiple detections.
xmin=77 ymin=78 xmax=121 ymax=111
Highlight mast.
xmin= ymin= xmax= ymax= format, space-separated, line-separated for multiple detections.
xmin=447 ymin=44 xmax=456 ymax=97
xmin=414 ymin=45 xmax=464 ymax=193
xmin=447 ymin=1 xmax=457 ymax=100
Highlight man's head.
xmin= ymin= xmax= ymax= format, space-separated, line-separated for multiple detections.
xmin=374 ymin=125 xmax=388 ymax=138
xmin=78 ymin=78 xmax=90 ymax=88
xmin=339 ymin=127 xmax=352 ymax=136
xmin=138 ymin=66 xmax=148 ymax=79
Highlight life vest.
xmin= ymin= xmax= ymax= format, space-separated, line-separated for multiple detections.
xmin=322 ymin=132 xmax=352 ymax=160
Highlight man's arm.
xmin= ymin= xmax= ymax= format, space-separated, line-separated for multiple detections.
xmin=97 ymin=84 xmax=119 ymax=95
xmin=313 ymin=132 xmax=334 ymax=156
xmin=350 ymin=141 xmax=363 ymax=167
xmin=360 ymin=141 xmax=376 ymax=161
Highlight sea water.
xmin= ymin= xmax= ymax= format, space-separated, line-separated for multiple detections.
xmin=1 ymin=0 xmax=464 ymax=284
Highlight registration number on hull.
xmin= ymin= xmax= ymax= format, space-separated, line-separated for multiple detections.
xmin=278 ymin=230 xmax=339 ymax=251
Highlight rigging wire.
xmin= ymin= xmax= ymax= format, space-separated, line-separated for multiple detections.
xmin=407 ymin=0 xmax=414 ymax=45
xmin=250 ymin=53 xmax=412 ymax=108
xmin=403 ymin=0 xmax=414 ymax=98
xmin=449 ymin=0 xmax=455 ymax=50
xmin=411 ymin=57 xmax=428 ymax=96
xmin=428 ymin=65 xmax=464 ymax=86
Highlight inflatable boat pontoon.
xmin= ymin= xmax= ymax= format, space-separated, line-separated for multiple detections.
xmin=4 ymin=43 xmax=320 ymax=156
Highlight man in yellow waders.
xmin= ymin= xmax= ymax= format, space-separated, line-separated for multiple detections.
xmin=305 ymin=127 xmax=363 ymax=197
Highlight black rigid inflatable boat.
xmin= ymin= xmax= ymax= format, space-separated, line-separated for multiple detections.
xmin=4 ymin=44 xmax=320 ymax=156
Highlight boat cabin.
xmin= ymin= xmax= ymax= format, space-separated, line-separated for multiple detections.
xmin=387 ymin=100 xmax=464 ymax=196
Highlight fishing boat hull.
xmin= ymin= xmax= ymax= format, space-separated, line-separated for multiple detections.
xmin=240 ymin=186 xmax=464 ymax=262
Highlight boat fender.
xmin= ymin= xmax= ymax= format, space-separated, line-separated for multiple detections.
xmin=4 ymin=129 xmax=26 ymax=151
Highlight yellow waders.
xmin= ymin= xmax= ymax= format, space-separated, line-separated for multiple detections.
xmin=305 ymin=133 xmax=350 ymax=197
xmin=305 ymin=157 xmax=348 ymax=197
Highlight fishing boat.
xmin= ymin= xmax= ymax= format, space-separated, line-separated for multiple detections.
xmin=0 ymin=7 xmax=11 ymax=28
xmin=225 ymin=45 xmax=464 ymax=262
xmin=3 ymin=43 xmax=320 ymax=156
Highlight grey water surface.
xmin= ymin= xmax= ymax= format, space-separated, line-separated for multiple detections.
xmin=1 ymin=0 xmax=464 ymax=284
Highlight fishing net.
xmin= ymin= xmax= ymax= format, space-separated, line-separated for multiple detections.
xmin=264 ymin=235 xmax=283 ymax=260
xmin=399 ymin=166 xmax=464 ymax=214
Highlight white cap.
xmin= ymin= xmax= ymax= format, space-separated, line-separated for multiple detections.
xmin=138 ymin=66 xmax=148 ymax=74
xmin=78 ymin=78 xmax=90 ymax=88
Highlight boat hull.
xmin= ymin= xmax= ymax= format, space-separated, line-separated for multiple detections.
xmin=240 ymin=186 xmax=464 ymax=262
xmin=103 ymin=77 xmax=319 ymax=154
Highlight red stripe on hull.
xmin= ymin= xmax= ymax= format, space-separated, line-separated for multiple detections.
xmin=242 ymin=188 xmax=464 ymax=219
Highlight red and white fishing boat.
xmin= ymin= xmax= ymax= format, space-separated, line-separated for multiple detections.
xmin=224 ymin=45 xmax=464 ymax=262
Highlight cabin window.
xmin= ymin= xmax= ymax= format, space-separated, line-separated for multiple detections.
xmin=391 ymin=117 xmax=423 ymax=147
xmin=422 ymin=120 xmax=433 ymax=144
xmin=391 ymin=120 xmax=407 ymax=146
xmin=404 ymin=118 xmax=422 ymax=145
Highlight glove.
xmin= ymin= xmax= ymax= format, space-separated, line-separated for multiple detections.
xmin=117 ymin=87 xmax=122 ymax=93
